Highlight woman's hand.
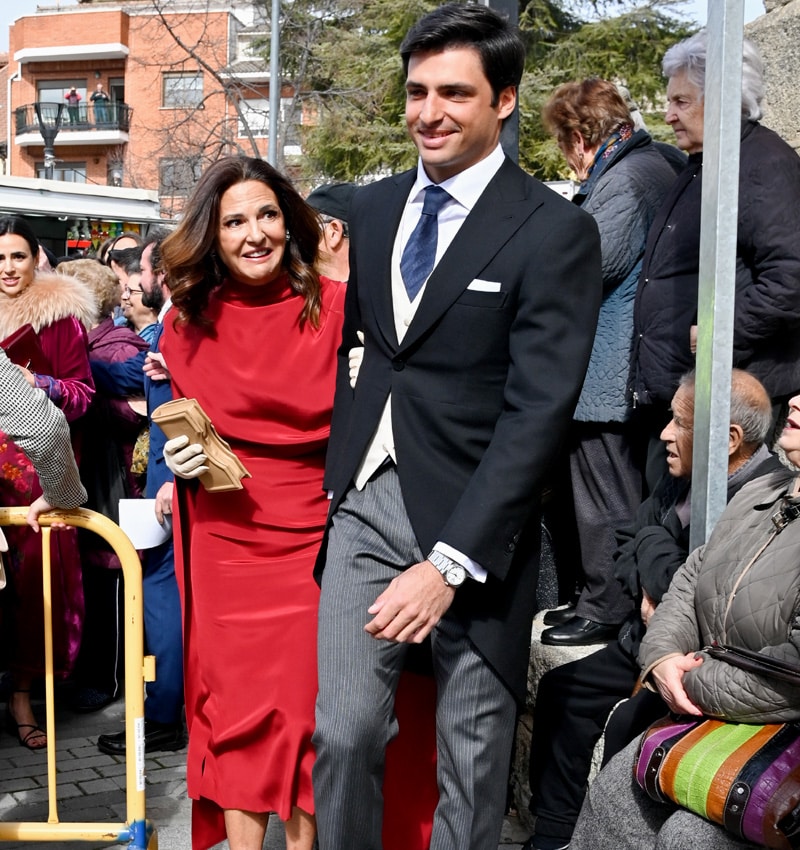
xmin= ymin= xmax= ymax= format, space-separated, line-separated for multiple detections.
xmin=26 ymin=496 xmax=67 ymax=532
xmin=164 ymin=435 xmax=208 ymax=480
xmin=16 ymin=365 xmax=35 ymax=387
xmin=348 ymin=331 xmax=365 ymax=388
xmin=651 ymin=653 xmax=704 ymax=715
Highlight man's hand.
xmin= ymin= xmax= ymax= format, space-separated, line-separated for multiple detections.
xmin=690 ymin=324 xmax=698 ymax=355
xmin=143 ymin=352 xmax=170 ymax=382
xmin=651 ymin=652 xmax=704 ymax=715
xmin=640 ymin=588 xmax=657 ymax=628
xmin=365 ymin=559 xmax=455 ymax=643
xmin=155 ymin=481 xmax=174 ymax=525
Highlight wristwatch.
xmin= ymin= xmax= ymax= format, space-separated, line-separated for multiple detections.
xmin=428 ymin=550 xmax=467 ymax=588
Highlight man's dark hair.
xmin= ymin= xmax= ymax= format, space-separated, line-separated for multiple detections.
xmin=140 ymin=227 xmax=172 ymax=311
xmin=399 ymin=3 xmax=525 ymax=105
xmin=110 ymin=246 xmax=142 ymax=275
xmin=143 ymin=226 xmax=172 ymax=277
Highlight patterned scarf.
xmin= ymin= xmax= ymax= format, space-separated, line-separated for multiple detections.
xmin=580 ymin=122 xmax=634 ymax=191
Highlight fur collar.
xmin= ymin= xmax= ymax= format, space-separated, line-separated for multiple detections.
xmin=0 ymin=271 xmax=97 ymax=340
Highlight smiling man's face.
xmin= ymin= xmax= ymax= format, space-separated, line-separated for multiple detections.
xmin=405 ymin=46 xmax=515 ymax=184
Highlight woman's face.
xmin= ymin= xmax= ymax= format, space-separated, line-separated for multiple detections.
xmin=558 ymin=132 xmax=590 ymax=182
xmin=779 ymin=395 xmax=800 ymax=468
xmin=559 ymin=141 xmax=583 ymax=178
xmin=215 ymin=180 xmax=287 ymax=288
xmin=665 ymin=71 xmax=704 ymax=154
xmin=121 ymin=271 xmax=156 ymax=332
xmin=0 ymin=233 xmax=37 ymax=298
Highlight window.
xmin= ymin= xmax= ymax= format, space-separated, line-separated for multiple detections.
xmin=109 ymin=77 xmax=125 ymax=104
xmin=38 ymin=79 xmax=86 ymax=104
xmin=159 ymin=157 xmax=202 ymax=196
xmin=282 ymin=97 xmax=302 ymax=151
xmin=238 ymin=98 xmax=270 ymax=138
xmin=237 ymin=97 xmax=302 ymax=151
xmin=35 ymin=162 xmax=87 ymax=183
xmin=162 ymin=72 xmax=204 ymax=108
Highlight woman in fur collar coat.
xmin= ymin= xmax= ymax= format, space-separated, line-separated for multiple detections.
xmin=0 ymin=216 xmax=95 ymax=749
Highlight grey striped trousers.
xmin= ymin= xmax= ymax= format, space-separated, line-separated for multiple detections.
xmin=313 ymin=465 xmax=516 ymax=850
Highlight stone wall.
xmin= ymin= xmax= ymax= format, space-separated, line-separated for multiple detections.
xmin=747 ymin=0 xmax=800 ymax=150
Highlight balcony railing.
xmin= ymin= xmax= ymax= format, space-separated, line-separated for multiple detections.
xmin=15 ymin=101 xmax=133 ymax=135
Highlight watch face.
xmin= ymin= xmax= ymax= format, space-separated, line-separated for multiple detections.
xmin=446 ymin=564 xmax=466 ymax=587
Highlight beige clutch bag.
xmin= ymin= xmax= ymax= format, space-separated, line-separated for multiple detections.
xmin=151 ymin=398 xmax=251 ymax=493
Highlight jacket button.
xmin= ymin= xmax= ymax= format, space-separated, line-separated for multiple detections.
xmin=393 ymin=359 xmax=405 ymax=371
xmin=505 ymin=542 xmax=515 ymax=553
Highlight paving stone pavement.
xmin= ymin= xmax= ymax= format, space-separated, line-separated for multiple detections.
xmin=0 ymin=694 xmax=527 ymax=849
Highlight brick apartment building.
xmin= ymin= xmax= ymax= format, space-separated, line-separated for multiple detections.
xmin=2 ymin=0 xmax=299 ymax=219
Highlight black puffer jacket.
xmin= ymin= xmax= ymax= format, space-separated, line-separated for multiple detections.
xmin=629 ymin=121 xmax=800 ymax=407
xmin=614 ymin=449 xmax=781 ymax=659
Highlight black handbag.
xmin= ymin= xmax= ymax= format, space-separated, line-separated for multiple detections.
xmin=704 ymin=643 xmax=800 ymax=685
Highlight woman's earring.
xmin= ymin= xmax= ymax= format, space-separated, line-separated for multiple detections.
xmin=285 ymin=231 xmax=291 ymax=242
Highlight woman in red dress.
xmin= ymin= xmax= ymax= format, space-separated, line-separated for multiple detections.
xmin=160 ymin=157 xmax=343 ymax=850
xmin=0 ymin=216 xmax=95 ymax=748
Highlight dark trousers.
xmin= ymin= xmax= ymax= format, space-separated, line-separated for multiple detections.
xmin=142 ymin=539 xmax=184 ymax=725
xmin=72 ymin=564 xmax=123 ymax=697
xmin=570 ymin=422 xmax=643 ymax=624
xmin=528 ymin=639 xmax=665 ymax=842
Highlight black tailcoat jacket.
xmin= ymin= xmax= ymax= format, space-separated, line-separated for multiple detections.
xmin=317 ymin=158 xmax=603 ymax=703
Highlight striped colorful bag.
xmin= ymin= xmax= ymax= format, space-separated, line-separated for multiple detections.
xmin=635 ymin=714 xmax=800 ymax=849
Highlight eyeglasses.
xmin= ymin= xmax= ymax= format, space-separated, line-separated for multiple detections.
xmin=123 ymin=285 xmax=144 ymax=297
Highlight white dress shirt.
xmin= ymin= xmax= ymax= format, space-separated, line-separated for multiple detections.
xmin=353 ymin=144 xmax=507 ymax=581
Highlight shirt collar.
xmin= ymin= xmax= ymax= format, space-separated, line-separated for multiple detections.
xmin=410 ymin=144 xmax=506 ymax=212
xmin=158 ymin=296 xmax=172 ymax=323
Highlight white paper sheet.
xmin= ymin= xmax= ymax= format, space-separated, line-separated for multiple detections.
xmin=118 ymin=499 xmax=172 ymax=549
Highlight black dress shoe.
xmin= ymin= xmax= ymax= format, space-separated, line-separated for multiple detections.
xmin=97 ymin=719 xmax=186 ymax=756
xmin=71 ymin=687 xmax=116 ymax=714
xmin=542 ymin=604 xmax=577 ymax=626
xmin=540 ymin=616 xmax=619 ymax=647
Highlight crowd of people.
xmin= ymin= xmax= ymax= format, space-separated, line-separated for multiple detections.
xmin=0 ymin=5 xmax=799 ymax=850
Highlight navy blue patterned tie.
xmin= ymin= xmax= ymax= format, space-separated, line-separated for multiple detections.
xmin=400 ymin=185 xmax=450 ymax=301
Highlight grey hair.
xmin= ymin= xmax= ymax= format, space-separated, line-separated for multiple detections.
xmin=679 ymin=368 xmax=772 ymax=445
xmin=662 ymin=29 xmax=764 ymax=121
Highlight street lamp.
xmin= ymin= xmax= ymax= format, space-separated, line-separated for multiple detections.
xmin=34 ymin=102 xmax=65 ymax=180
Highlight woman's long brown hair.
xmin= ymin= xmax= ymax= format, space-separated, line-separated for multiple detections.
xmin=161 ymin=156 xmax=322 ymax=329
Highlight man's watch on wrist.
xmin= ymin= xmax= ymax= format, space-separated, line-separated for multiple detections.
xmin=428 ymin=550 xmax=467 ymax=588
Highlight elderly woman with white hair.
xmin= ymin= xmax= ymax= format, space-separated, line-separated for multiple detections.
xmin=629 ymin=29 xmax=800 ymax=485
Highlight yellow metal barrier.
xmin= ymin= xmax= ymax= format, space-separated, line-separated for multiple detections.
xmin=0 ymin=507 xmax=158 ymax=849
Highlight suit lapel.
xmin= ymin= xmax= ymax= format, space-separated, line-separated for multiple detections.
xmin=399 ymin=159 xmax=542 ymax=353
xmin=363 ymin=171 xmax=415 ymax=350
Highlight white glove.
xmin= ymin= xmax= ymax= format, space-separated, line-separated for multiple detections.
xmin=349 ymin=331 xmax=365 ymax=389
xmin=163 ymin=435 xmax=209 ymax=479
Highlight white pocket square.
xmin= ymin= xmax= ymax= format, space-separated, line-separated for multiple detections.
xmin=467 ymin=279 xmax=502 ymax=292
